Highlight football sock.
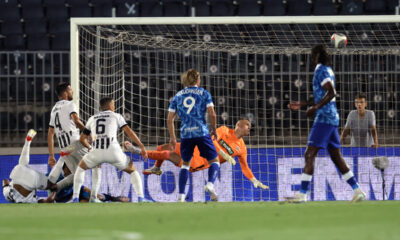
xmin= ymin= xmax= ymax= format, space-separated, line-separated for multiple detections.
xmin=18 ymin=139 xmax=31 ymax=166
xmin=91 ymin=167 xmax=102 ymax=199
xmin=47 ymin=158 xmax=65 ymax=184
xmin=130 ymin=170 xmax=144 ymax=198
xmin=72 ymin=166 xmax=86 ymax=199
xmin=179 ymin=165 xmax=190 ymax=194
xmin=300 ymin=173 xmax=312 ymax=194
xmin=208 ymin=162 xmax=220 ymax=184
xmin=342 ymin=171 xmax=360 ymax=190
xmin=56 ymin=174 xmax=74 ymax=191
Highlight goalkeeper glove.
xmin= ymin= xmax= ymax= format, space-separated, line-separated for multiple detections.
xmin=218 ymin=150 xmax=236 ymax=165
xmin=251 ymin=178 xmax=269 ymax=189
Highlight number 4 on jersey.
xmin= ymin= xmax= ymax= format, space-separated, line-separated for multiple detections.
xmin=55 ymin=112 xmax=62 ymax=130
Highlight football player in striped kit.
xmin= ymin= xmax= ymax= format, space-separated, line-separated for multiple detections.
xmin=72 ymin=97 xmax=148 ymax=203
xmin=47 ymin=82 xmax=89 ymax=193
xmin=2 ymin=129 xmax=56 ymax=203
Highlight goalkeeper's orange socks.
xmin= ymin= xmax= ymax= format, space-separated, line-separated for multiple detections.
xmin=300 ymin=173 xmax=312 ymax=194
xmin=342 ymin=171 xmax=360 ymax=190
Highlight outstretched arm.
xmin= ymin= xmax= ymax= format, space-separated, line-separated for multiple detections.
xmin=238 ymin=155 xmax=269 ymax=190
xmin=122 ymin=125 xmax=147 ymax=160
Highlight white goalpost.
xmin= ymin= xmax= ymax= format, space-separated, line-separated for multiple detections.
xmin=71 ymin=16 xmax=400 ymax=202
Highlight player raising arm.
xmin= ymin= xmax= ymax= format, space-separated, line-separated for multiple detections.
xmin=286 ymin=45 xmax=365 ymax=203
xmin=127 ymin=119 xmax=268 ymax=190
xmin=2 ymin=130 xmax=56 ymax=203
xmin=72 ymin=97 xmax=148 ymax=203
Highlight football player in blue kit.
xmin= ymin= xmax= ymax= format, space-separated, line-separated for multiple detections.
xmin=286 ymin=45 xmax=366 ymax=203
xmin=168 ymin=69 xmax=220 ymax=202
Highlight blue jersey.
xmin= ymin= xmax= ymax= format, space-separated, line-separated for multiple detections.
xmin=169 ymin=86 xmax=214 ymax=139
xmin=313 ymin=64 xmax=339 ymax=126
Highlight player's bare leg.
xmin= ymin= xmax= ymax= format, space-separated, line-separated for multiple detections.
xmin=329 ymin=148 xmax=366 ymax=203
xmin=123 ymin=161 xmax=146 ymax=202
xmin=284 ymin=146 xmax=319 ymax=203
xmin=72 ymin=160 xmax=89 ymax=203
xmin=204 ymin=157 xmax=220 ymax=202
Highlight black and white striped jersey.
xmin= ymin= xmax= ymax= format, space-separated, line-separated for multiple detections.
xmin=49 ymin=100 xmax=80 ymax=150
xmin=84 ymin=110 xmax=128 ymax=149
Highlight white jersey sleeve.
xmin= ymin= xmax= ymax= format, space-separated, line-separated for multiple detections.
xmin=116 ymin=113 xmax=128 ymax=129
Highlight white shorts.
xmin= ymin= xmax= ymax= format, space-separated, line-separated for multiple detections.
xmin=65 ymin=141 xmax=88 ymax=173
xmin=82 ymin=143 xmax=130 ymax=170
xmin=10 ymin=165 xmax=48 ymax=191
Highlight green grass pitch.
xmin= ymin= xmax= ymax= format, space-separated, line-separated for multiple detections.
xmin=0 ymin=201 xmax=399 ymax=240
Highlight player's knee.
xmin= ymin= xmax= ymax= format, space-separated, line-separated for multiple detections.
xmin=208 ymin=158 xmax=219 ymax=164
xmin=181 ymin=163 xmax=190 ymax=170
xmin=123 ymin=161 xmax=136 ymax=174
xmin=79 ymin=160 xmax=89 ymax=170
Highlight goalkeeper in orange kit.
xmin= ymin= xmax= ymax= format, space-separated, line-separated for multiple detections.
xmin=125 ymin=119 xmax=268 ymax=190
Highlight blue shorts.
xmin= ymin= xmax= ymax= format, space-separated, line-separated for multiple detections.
xmin=307 ymin=122 xmax=341 ymax=150
xmin=181 ymin=135 xmax=218 ymax=162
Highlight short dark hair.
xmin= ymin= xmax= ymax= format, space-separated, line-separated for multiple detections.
xmin=355 ymin=93 xmax=367 ymax=100
xmin=56 ymin=82 xmax=70 ymax=97
xmin=100 ymin=97 xmax=114 ymax=111
xmin=311 ymin=44 xmax=331 ymax=66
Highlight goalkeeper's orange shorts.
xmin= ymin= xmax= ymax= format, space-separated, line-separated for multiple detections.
xmin=174 ymin=143 xmax=210 ymax=172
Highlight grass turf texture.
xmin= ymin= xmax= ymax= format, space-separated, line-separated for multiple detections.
xmin=0 ymin=201 xmax=399 ymax=240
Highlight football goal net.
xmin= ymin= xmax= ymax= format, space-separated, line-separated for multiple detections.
xmin=71 ymin=16 xmax=400 ymax=202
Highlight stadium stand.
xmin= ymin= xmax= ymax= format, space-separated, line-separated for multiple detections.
xmin=286 ymin=0 xmax=312 ymax=15
xmin=236 ymin=0 xmax=261 ymax=16
xmin=262 ymin=0 xmax=286 ymax=16
xmin=195 ymin=0 xmax=211 ymax=16
xmin=210 ymin=0 xmax=235 ymax=16
xmin=339 ymin=0 xmax=364 ymax=15
xmin=0 ymin=0 xmax=399 ymax=145
xmin=313 ymin=0 xmax=338 ymax=15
